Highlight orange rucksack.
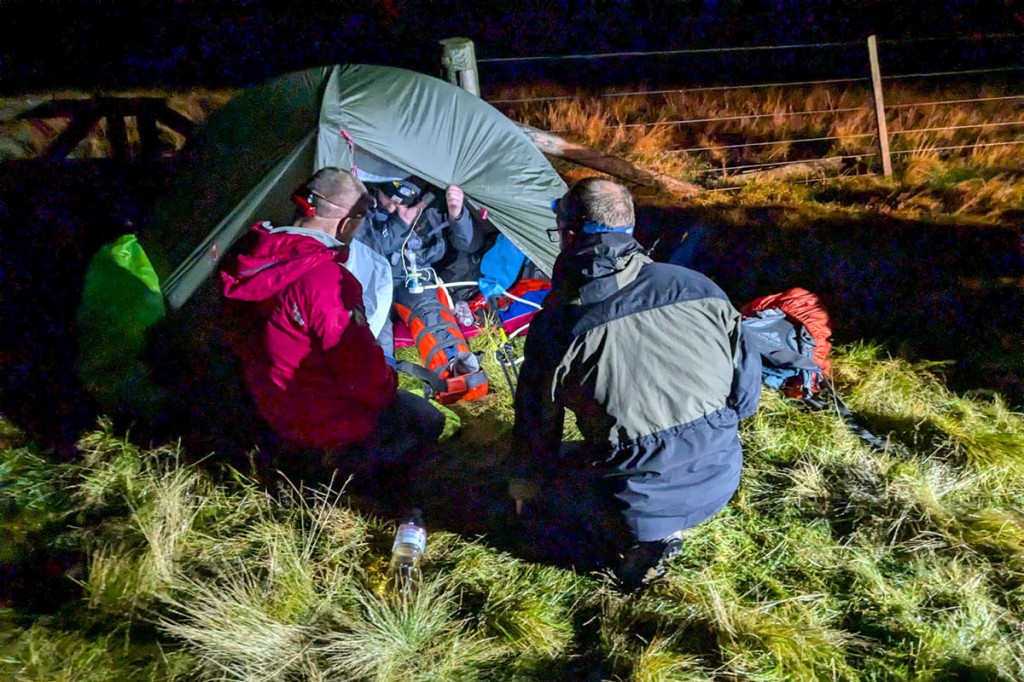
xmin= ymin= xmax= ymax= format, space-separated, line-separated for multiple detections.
xmin=741 ymin=287 xmax=833 ymax=399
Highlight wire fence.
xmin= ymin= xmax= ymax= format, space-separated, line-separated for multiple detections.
xmin=474 ymin=32 xmax=1024 ymax=183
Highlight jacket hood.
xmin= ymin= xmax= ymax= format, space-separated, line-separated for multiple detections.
xmin=551 ymin=233 xmax=647 ymax=305
xmin=220 ymin=223 xmax=344 ymax=301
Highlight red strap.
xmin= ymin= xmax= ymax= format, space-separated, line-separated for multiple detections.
xmin=340 ymin=129 xmax=357 ymax=174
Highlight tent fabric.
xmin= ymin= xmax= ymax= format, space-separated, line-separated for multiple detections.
xmin=317 ymin=64 xmax=564 ymax=278
xmin=142 ymin=64 xmax=565 ymax=313
xmin=144 ymin=67 xmax=331 ymax=309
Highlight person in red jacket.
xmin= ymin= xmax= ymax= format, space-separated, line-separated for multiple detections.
xmin=219 ymin=167 xmax=445 ymax=487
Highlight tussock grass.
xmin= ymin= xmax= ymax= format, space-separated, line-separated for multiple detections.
xmin=315 ymin=579 xmax=502 ymax=681
xmin=438 ymin=541 xmax=579 ymax=659
xmin=159 ymin=570 xmax=317 ymax=681
xmin=837 ymin=343 xmax=1024 ymax=482
xmin=0 ymin=621 xmax=193 ymax=682
xmin=3 ymin=341 xmax=1024 ymax=679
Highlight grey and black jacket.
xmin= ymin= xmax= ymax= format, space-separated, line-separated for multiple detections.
xmin=357 ymin=204 xmax=476 ymax=283
xmin=511 ymin=234 xmax=762 ymax=541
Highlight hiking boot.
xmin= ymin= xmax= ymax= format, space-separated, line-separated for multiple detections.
xmin=615 ymin=534 xmax=684 ymax=593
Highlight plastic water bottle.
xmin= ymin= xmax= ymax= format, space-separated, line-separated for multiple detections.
xmin=388 ymin=509 xmax=426 ymax=597
xmin=453 ymin=300 xmax=474 ymax=327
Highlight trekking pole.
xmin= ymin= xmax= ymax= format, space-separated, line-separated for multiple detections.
xmin=487 ymin=296 xmax=520 ymax=381
xmin=483 ymin=296 xmax=518 ymax=396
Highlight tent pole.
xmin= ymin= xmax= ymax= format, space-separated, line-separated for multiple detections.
xmin=440 ymin=37 xmax=481 ymax=96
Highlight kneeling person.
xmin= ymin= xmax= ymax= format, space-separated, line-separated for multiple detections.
xmin=509 ymin=178 xmax=762 ymax=590
xmin=218 ymin=167 xmax=445 ymax=487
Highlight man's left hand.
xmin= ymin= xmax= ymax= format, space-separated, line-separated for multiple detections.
xmin=445 ymin=185 xmax=465 ymax=220
xmin=507 ymin=477 xmax=541 ymax=515
xmin=395 ymin=201 xmax=422 ymax=227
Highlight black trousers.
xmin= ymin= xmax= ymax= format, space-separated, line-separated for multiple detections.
xmin=268 ymin=390 xmax=446 ymax=497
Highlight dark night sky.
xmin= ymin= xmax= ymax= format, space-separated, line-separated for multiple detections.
xmin=0 ymin=0 xmax=1021 ymax=93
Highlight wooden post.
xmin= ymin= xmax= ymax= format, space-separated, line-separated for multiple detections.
xmin=440 ymin=37 xmax=480 ymax=96
xmin=867 ymin=35 xmax=893 ymax=177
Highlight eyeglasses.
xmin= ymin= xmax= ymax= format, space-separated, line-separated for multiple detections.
xmin=546 ymin=227 xmax=569 ymax=243
xmin=315 ymin=191 xmax=376 ymax=220
xmin=548 ymin=197 xmax=570 ymax=242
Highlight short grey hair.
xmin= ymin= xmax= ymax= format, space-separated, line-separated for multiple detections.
xmin=567 ymin=177 xmax=634 ymax=229
xmin=307 ymin=166 xmax=368 ymax=208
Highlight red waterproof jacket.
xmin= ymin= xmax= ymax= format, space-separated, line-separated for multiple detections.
xmin=219 ymin=223 xmax=397 ymax=450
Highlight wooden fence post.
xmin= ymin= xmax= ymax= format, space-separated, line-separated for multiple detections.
xmin=867 ymin=35 xmax=893 ymax=177
xmin=440 ymin=37 xmax=480 ymax=96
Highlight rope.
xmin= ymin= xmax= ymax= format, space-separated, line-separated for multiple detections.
xmin=503 ymin=291 xmax=543 ymax=310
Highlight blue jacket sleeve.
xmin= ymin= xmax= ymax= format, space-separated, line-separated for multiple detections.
xmin=446 ymin=208 xmax=476 ymax=252
xmin=729 ymin=321 xmax=762 ymax=420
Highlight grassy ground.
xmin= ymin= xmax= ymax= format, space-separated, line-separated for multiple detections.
xmin=3 ymin=339 xmax=1024 ymax=681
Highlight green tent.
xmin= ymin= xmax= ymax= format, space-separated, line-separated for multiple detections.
xmin=142 ymin=64 xmax=566 ymax=311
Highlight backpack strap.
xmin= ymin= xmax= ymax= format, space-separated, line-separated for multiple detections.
xmin=395 ymin=356 xmax=489 ymax=405
xmin=804 ymin=378 xmax=903 ymax=454
xmin=395 ymin=360 xmax=448 ymax=396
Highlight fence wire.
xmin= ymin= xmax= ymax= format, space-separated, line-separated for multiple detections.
xmin=884 ymin=65 xmax=1024 ymax=81
xmin=886 ymin=94 xmax=1024 ymax=109
xmin=477 ymin=40 xmax=861 ymax=64
xmin=479 ymin=33 xmax=1023 ymax=64
xmin=890 ymin=139 xmax=1024 ymax=156
xmin=482 ymin=33 xmax=1024 ymax=180
xmin=891 ymin=119 xmax=1024 ymax=136
xmin=490 ymin=76 xmax=868 ymax=104
xmin=544 ymin=106 xmax=870 ymax=134
xmin=669 ymin=132 xmax=876 ymax=155
xmin=692 ymin=154 xmax=876 ymax=176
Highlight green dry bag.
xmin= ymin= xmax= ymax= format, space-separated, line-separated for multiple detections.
xmin=76 ymin=234 xmax=167 ymax=418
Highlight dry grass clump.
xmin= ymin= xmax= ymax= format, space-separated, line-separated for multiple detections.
xmin=3 ymin=340 xmax=1024 ymax=680
xmin=493 ymin=82 xmax=1024 ymax=221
